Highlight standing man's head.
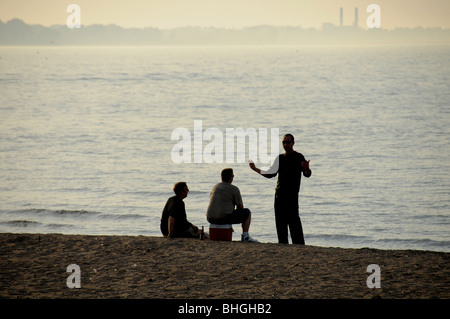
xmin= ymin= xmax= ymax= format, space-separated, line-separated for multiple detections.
xmin=173 ymin=182 xmax=189 ymax=199
xmin=221 ymin=168 xmax=234 ymax=183
xmin=282 ymin=134 xmax=295 ymax=153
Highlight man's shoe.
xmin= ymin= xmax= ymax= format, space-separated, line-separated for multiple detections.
xmin=241 ymin=234 xmax=258 ymax=243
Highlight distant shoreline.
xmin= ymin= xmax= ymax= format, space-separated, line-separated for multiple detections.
xmin=1 ymin=232 xmax=448 ymax=299
xmin=2 ymin=19 xmax=450 ymax=46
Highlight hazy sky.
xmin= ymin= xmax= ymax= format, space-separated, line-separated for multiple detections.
xmin=1 ymin=0 xmax=449 ymax=30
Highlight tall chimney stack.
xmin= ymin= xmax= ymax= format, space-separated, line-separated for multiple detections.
xmin=354 ymin=7 xmax=359 ymax=27
xmin=340 ymin=7 xmax=343 ymax=27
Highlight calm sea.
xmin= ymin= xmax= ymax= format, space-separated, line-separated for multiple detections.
xmin=1 ymin=45 xmax=449 ymax=252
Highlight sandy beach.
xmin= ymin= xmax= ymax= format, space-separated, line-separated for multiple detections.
xmin=1 ymin=233 xmax=449 ymax=300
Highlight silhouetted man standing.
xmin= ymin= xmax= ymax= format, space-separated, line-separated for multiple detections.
xmin=249 ymin=134 xmax=311 ymax=244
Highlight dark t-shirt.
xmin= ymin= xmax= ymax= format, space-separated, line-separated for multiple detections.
xmin=264 ymin=151 xmax=310 ymax=195
xmin=160 ymin=195 xmax=189 ymax=236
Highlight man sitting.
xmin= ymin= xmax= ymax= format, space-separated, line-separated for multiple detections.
xmin=161 ymin=182 xmax=205 ymax=239
xmin=206 ymin=168 xmax=257 ymax=242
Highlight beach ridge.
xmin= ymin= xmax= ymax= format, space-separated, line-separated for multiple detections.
xmin=1 ymin=233 xmax=448 ymax=299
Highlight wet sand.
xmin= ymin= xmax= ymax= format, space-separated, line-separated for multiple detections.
xmin=1 ymin=233 xmax=449 ymax=299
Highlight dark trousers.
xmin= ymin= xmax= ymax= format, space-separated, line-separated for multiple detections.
xmin=274 ymin=193 xmax=305 ymax=244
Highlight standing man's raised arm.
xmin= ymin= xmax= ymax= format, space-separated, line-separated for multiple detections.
xmin=249 ymin=160 xmax=262 ymax=174
xmin=249 ymin=157 xmax=279 ymax=178
xmin=302 ymin=160 xmax=312 ymax=177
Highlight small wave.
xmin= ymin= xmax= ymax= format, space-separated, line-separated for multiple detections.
xmin=307 ymin=233 xmax=366 ymax=240
xmin=312 ymin=201 xmax=343 ymax=206
xmin=3 ymin=208 xmax=148 ymax=221
xmin=45 ymin=223 xmax=73 ymax=229
xmin=143 ymin=72 xmax=170 ymax=81
xmin=4 ymin=208 xmax=100 ymax=216
xmin=375 ymin=237 xmax=450 ymax=249
xmin=18 ymin=208 xmax=101 ymax=217
xmin=0 ymin=220 xmax=41 ymax=227
xmin=306 ymin=234 xmax=450 ymax=252
xmin=99 ymin=213 xmax=148 ymax=220
xmin=51 ymin=209 xmax=100 ymax=216
xmin=187 ymin=190 xmax=211 ymax=196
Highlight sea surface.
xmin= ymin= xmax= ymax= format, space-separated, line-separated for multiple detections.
xmin=1 ymin=45 xmax=449 ymax=252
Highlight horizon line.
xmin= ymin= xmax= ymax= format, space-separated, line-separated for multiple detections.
xmin=3 ymin=18 xmax=450 ymax=32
